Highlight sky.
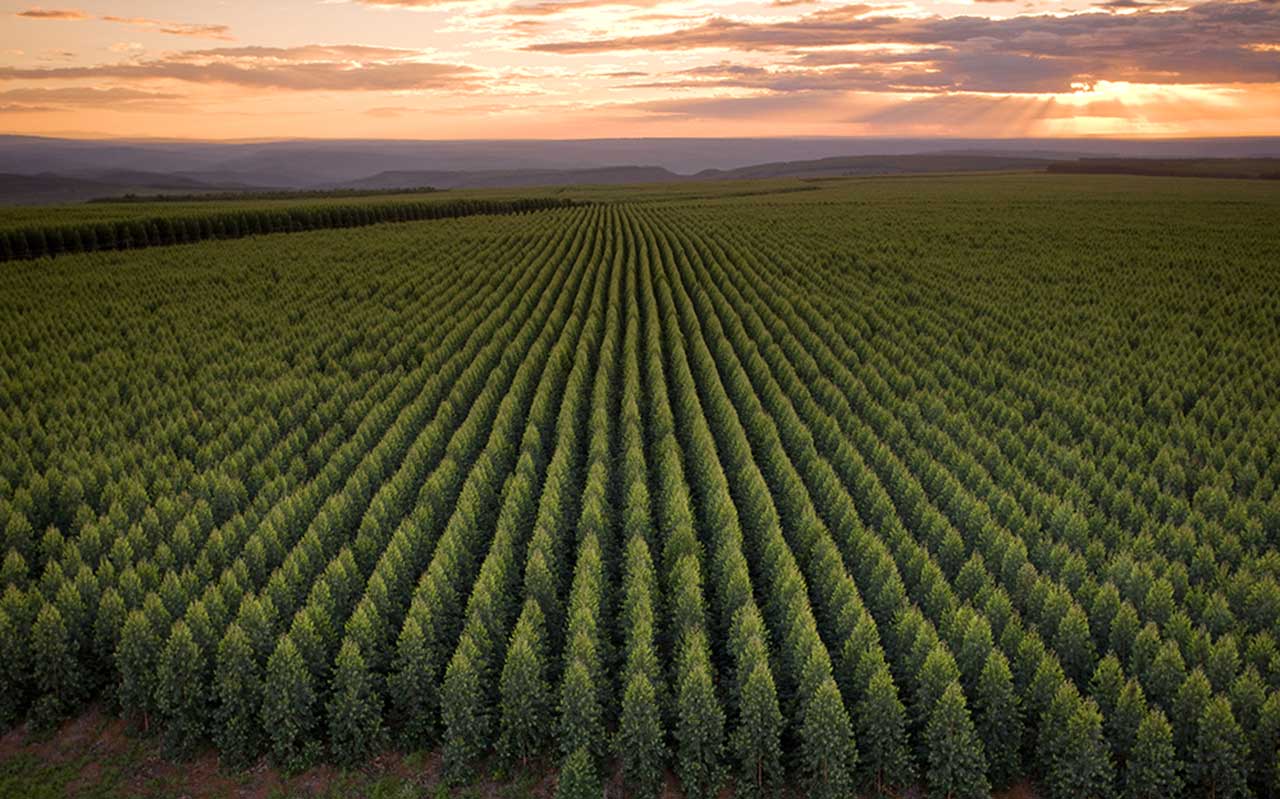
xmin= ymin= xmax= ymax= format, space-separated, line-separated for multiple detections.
xmin=1 ymin=0 xmax=1278 ymax=139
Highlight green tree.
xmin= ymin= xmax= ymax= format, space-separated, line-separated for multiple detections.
xmin=388 ymin=613 xmax=434 ymax=749
xmin=0 ymin=607 xmax=27 ymax=728
xmin=972 ymin=649 xmax=1021 ymax=790
xmin=559 ymin=658 xmax=603 ymax=759
xmin=117 ymin=608 xmax=160 ymax=733
xmin=1124 ymin=708 xmax=1182 ymax=799
xmin=92 ymin=588 xmax=127 ymax=705
xmin=1251 ymin=691 xmax=1280 ymax=799
xmin=674 ymin=643 xmax=724 ymax=799
xmin=618 ymin=670 xmax=666 ymax=799
xmin=856 ymin=664 xmax=913 ymax=796
xmin=1056 ymin=605 xmax=1097 ymax=686
xmin=1173 ymin=669 xmax=1212 ymax=761
xmin=261 ymin=635 xmax=316 ymax=773
xmin=800 ymin=678 xmax=858 ymax=799
xmin=155 ymin=620 xmax=206 ymax=758
xmin=327 ymin=639 xmax=383 ymax=768
xmin=1190 ymin=696 xmax=1250 ymax=799
xmin=498 ymin=601 xmax=552 ymax=765
xmin=556 ymin=746 xmax=599 ymax=799
xmin=732 ymin=661 xmax=783 ymax=799
xmin=1041 ymin=684 xmax=1114 ymax=799
xmin=214 ymin=623 xmax=262 ymax=768
xmin=441 ymin=635 xmax=487 ymax=780
xmin=924 ymin=682 xmax=989 ymax=799
xmin=1110 ymin=678 xmax=1148 ymax=767
xmin=30 ymin=603 xmax=79 ymax=730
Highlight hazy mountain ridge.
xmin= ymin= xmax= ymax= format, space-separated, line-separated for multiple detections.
xmin=3 ymin=135 xmax=1280 ymax=204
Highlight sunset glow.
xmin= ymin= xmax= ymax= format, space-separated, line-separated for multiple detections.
xmin=2 ymin=0 xmax=1278 ymax=138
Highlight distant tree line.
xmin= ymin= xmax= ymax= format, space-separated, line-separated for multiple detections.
xmin=0 ymin=196 xmax=578 ymax=263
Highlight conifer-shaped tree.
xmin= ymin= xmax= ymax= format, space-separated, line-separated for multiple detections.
xmin=1124 ymin=708 xmax=1182 ymax=799
xmin=92 ymin=587 xmax=127 ymax=696
xmin=117 ymin=608 xmax=161 ymax=733
xmin=214 ymin=623 xmax=262 ymax=768
xmin=973 ymin=650 xmax=1021 ymax=790
xmin=856 ymin=664 xmax=913 ymax=796
xmin=30 ymin=603 xmax=78 ymax=730
xmin=441 ymin=635 xmax=488 ymax=780
xmin=732 ymin=661 xmax=783 ymax=799
xmin=1172 ymin=669 xmax=1212 ymax=761
xmin=1041 ymin=684 xmax=1113 ymax=799
xmin=0 ymin=608 xmax=26 ymax=728
xmin=498 ymin=600 xmax=551 ymax=765
xmin=556 ymin=746 xmax=599 ymax=799
xmin=559 ymin=657 xmax=603 ymax=759
xmin=155 ymin=620 xmax=206 ymax=758
xmin=388 ymin=613 xmax=434 ymax=749
xmin=675 ymin=637 xmax=724 ymax=799
xmin=1190 ymin=696 xmax=1250 ymax=799
xmin=261 ymin=635 xmax=316 ymax=773
xmin=1055 ymin=605 xmax=1097 ymax=686
xmin=617 ymin=670 xmax=666 ymax=799
xmin=328 ymin=639 xmax=383 ymax=768
xmin=1252 ymin=692 xmax=1280 ymax=799
xmin=924 ymin=682 xmax=989 ymax=799
xmin=800 ymin=678 xmax=858 ymax=799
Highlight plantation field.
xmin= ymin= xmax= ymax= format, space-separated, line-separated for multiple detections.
xmin=2 ymin=173 xmax=1279 ymax=799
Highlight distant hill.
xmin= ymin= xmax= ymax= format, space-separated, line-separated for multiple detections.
xmin=0 ymin=170 xmax=253 ymax=205
xmin=341 ymin=154 xmax=1050 ymax=192
xmin=696 ymin=153 xmax=1052 ymax=181
xmin=1048 ymin=158 xmax=1280 ymax=180
xmin=344 ymin=166 xmax=681 ymax=190
xmin=4 ymin=136 xmax=1280 ymax=204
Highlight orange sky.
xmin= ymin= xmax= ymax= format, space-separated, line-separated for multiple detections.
xmin=2 ymin=0 xmax=1278 ymax=138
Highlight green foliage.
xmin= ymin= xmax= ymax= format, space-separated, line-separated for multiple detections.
xmin=1040 ymin=683 xmax=1114 ymax=799
xmin=1124 ymin=708 xmax=1182 ymax=799
xmin=498 ymin=601 xmax=552 ymax=766
xmin=155 ymin=620 xmax=206 ymax=758
xmin=924 ymin=682 xmax=989 ymax=799
xmin=732 ymin=662 xmax=783 ymax=799
xmin=117 ymin=609 xmax=161 ymax=733
xmin=617 ymin=671 xmax=665 ymax=799
xmin=973 ymin=650 xmax=1021 ymax=790
xmin=327 ymin=639 xmax=383 ymax=768
xmin=856 ymin=664 xmax=913 ymax=796
xmin=214 ymin=623 xmax=262 ymax=768
xmin=388 ymin=613 xmax=434 ymax=750
xmin=555 ymin=746 xmax=599 ymax=799
xmin=798 ymin=676 xmax=860 ymax=799
xmin=30 ymin=603 xmax=79 ymax=730
xmin=1190 ymin=696 xmax=1250 ymax=799
xmin=261 ymin=635 xmax=317 ymax=774
xmin=674 ymin=635 xmax=724 ymax=799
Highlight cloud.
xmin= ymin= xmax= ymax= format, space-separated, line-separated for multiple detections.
xmin=15 ymin=7 xmax=87 ymax=20
xmin=503 ymin=0 xmax=668 ymax=13
xmin=100 ymin=16 xmax=234 ymax=40
xmin=0 ymin=45 xmax=481 ymax=92
xmin=355 ymin=0 xmax=457 ymax=6
xmin=0 ymin=103 xmax=60 ymax=112
xmin=0 ymin=86 xmax=183 ymax=110
xmin=527 ymin=0 xmax=1280 ymax=92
